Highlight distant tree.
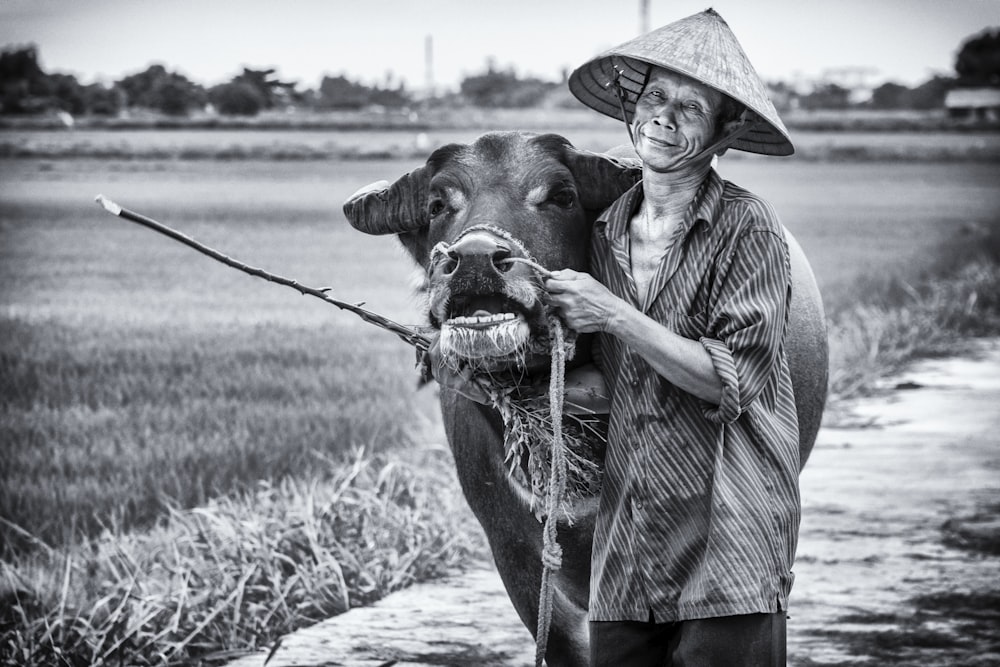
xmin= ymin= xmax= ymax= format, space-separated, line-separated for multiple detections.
xmin=44 ymin=72 xmax=87 ymax=115
xmin=367 ymin=83 xmax=410 ymax=108
xmin=908 ymin=75 xmax=955 ymax=110
xmin=0 ymin=44 xmax=45 ymax=81
xmin=231 ymin=67 xmax=297 ymax=109
xmin=116 ymin=64 xmax=163 ymax=105
xmin=955 ymin=28 xmax=1000 ymax=86
xmin=0 ymin=44 xmax=49 ymax=113
xmin=83 ymin=83 xmax=125 ymax=116
xmin=156 ymin=77 xmax=203 ymax=115
xmin=460 ymin=65 xmax=556 ymax=108
xmin=317 ymin=75 xmax=370 ymax=109
xmin=1 ymin=46 xmax=121 ymax=116
xmin=116 ymin=64 xmax=206 ymax=115
xmin=870 ymin=81 xmax=911 ymax=109
xmin=800 ymin=83 xmax=851 ymax=110
xmin=209 ymin=81 xmax=265 ymax=116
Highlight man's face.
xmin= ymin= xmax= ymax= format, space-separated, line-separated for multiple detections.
xmin=631 ymin=67 xmax=725 ymax=172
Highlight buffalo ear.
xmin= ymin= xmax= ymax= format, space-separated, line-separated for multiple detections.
xmin=342 ymin=165 xmax=431 ymax=235
xmin=565 ymin=147 xmax=642 ymax=211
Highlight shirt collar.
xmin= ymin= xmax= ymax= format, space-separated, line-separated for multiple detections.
xmin=597 ymin=168 xmax=725 ymax=241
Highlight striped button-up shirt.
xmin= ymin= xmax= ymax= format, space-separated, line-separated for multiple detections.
xmin=588 ymin=169 xmax=800 ymax=623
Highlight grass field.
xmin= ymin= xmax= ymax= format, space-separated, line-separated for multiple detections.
xmin=3 ymin=153 xmax=999 ymax=543
xmin=1 ymin=137 xmax=999 ymax=663
xmin=1 ymin=158 xmax=440 ymax=551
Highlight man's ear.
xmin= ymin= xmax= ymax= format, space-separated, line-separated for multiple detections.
xmin=715 ymin=115 xmax=747 ymax=157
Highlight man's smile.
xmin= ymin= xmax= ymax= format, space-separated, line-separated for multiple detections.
xmin=642 ymin=134 xmax=678 ymax=149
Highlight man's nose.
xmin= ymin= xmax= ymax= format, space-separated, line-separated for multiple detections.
xmin=651 ymin=104 xmax=678 ymax=130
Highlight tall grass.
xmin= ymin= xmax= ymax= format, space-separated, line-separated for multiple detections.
xmin=1 ymin=446 xmax=483 ymax=666
xmin=826 ymin=225 xmax=1000 ymax=402
xmin=1 ymin=315 xmax=484 ymax=665
xmin=1 ymin=318 xmax=422 ymax=553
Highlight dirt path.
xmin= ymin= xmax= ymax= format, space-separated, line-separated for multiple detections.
xmin=227 ymin=340 xmax=1000 ymax=667
xmin=790 ymin=339 xmax=1000 ymax=666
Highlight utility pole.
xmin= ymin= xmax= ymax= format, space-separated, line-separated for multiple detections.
xmin=424 ymin=34 xmax=435 ymax=99
xmin=640 ymin=0 xmax=650 ymax=33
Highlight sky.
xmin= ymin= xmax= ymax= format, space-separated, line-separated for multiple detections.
xmin=1 ymin=0 xmax=997 ymax=92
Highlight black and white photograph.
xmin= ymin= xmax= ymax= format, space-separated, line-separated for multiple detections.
xmin=1 ymin=1 xmax=998 ymax=665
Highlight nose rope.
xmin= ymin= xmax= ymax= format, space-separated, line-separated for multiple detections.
xmin=492 ymin=255 xmax=568 ymax=667
xmin=428 ymin=240 xmax=453 ymax=267
xmin=501 ymin=256 xmax=553 ymax=279
xmin=432 ymin=231 xmax=569 ymax=666
xmin=430 ymin=225 xmax=552 ymax=284
xmin=430 ymin=224 xmax=533 ymax=261
xmin=534 ymin=316 xmax=567 ymax=667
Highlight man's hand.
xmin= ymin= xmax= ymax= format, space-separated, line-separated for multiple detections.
xmin=545 ymin=269 xmax=627 ymax=334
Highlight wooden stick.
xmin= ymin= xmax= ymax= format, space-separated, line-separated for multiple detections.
xmin=94 ymin=195 xmax=432 ymax=352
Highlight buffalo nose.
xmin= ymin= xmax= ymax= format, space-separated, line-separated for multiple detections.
xmin=443 ymin=232 xmax=513 ymax=276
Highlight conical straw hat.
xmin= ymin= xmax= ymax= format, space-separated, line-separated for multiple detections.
xmin=569 ymin=8 xmax=793 ymax=156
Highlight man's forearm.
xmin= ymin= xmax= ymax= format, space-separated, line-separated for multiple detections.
xmin=605 ymin=305 xmax=723 ymax=405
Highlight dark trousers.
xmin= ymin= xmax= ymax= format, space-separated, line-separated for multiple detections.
xmin=590 ymin=611 xmax=787 ymax=667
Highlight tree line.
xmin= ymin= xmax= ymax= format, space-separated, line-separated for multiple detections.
xmin=1 ymin=28 xmax=996 ymax=117
xmin=0 ymin=44 xmax=572 ymax=117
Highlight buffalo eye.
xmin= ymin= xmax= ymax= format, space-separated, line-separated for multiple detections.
xmin=428 ymin=198 xmax=446 ymax=217
xmin=549 ymin=188 xmax=576 ymax=209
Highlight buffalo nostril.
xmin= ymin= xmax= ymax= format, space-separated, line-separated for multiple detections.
xmin=441 ymin=249 xmax=460 ymax=275
xmin=493 ymin=246 xmax=513 ymax=272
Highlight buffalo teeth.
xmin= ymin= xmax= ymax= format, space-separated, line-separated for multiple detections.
xmin=440 ymin=317 xmax=531 ymax=360
xmin=446 ymin=312 xmax=518 ymax=325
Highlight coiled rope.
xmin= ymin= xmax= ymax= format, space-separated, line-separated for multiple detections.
xmin=534 ymin=316 xmax=567 ymax=667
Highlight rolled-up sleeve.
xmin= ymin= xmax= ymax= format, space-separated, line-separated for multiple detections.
xmin=700 ymin=336 xmax=742 ymax=422
xmin=700 ymin=226 xmax=791 ymax=424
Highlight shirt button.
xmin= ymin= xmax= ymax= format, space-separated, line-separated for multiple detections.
xmin=634 ymin=499 xmax=643 ymax=510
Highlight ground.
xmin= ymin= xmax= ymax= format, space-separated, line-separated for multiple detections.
xmin=226 ymin=340 xmax=1000 ymax=667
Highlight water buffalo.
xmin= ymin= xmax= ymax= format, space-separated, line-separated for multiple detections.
xmin=343 ymin=131 xmax=827 ymax=665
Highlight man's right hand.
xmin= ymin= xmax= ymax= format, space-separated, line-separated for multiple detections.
xmin=544 ymin=268 xmax=627 ymax=335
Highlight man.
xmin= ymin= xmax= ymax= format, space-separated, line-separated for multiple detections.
xmin=545 ymin=9 xmax=800 ymax=666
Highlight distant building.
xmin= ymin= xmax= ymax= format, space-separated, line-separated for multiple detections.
xmin=945 ymin=87 xmax=1000 ymax=122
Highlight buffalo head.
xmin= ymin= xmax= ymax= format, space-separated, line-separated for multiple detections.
xmin=344 ymin=131 xmax=639 ymax=374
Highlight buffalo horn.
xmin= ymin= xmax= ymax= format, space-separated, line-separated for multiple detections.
xmin=566 ymin=147 xmax=642 ymax=211
xmin=342 ymin=165 xmax=431 ymax=235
